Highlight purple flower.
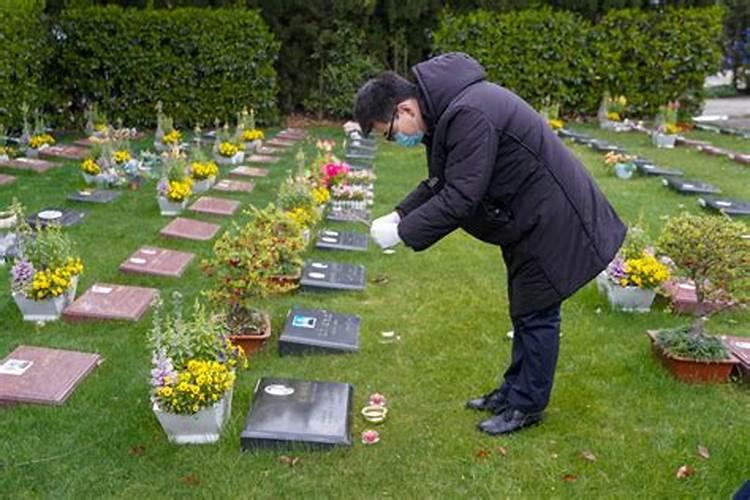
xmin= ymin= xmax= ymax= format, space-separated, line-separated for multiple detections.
xmin=150 ymin=350 xmax=177 ymax=388
xmin=156 ymin=179 xmax=169 ymax=197
xmin=11 ymin=259 xmax=34 ymax=292
xmin=606 ymin=255 xmax=628 ymax=284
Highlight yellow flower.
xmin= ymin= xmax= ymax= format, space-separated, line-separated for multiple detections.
xmin=312 ymin=186 xmax=330 ymax=205
xmin=218 ymin=141 xmax=243 ymax=157
xmin=113 ymin=150 xmax=131 ymax=164
xmin=29 ymin=134 xmax=55 ymax=149
xmin=607 ymin=112 xmax=621 ymax=122
xmin=242 ymin=129 xmax=264 ymax=141
xmin=162 ymin=129 xmax=182 ymax=146
xmin=81 ymin=158 xmax=100 ymax=175
xmin=547 ymin=118 xmax=564 ymax=130
xmin=190 ymin=161 xmax=219 ymax=180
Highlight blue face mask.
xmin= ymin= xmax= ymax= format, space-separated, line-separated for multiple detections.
xmin=393 ymin=131 xmax=424 ymax=147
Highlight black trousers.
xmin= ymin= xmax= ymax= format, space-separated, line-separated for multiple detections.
xmin=499 ymin=302 xmax=561 ymax=413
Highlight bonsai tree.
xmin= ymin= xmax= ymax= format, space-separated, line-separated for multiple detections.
xmin=655 ymin=212 xmax=749 ymax=361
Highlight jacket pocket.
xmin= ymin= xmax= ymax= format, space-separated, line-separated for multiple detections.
xmin=461 ymin=199 xmax=523 ymax=246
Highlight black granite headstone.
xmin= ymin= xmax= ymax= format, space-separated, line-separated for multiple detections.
xmin=299 ymin=261 xmax=366 ymax=291
xmin=67 ymin=189 xmax=122 ymax=204
xmin=571 ymin=135 xmax=594 ymax=145
xmin=240 ymin=377 xmax=353 ymax=451
xmin=662 ymin=177 xmax=722 ymax=195
xmin=635 ymin=163 xmax=684 ymax=177
xmin=27 ymin=208 xmax=86 ymax=228
xmin=589 ymin=140 xmax=626 ymax=153
xmin=558 ymin=129 xmax=587 ymax=140
xmin=345 ymin=150 xmax=376 ymax=161
xmin=698 ymin=196 xmax=750 ymax=216
xmin=326 ymin=208 xmax=371 ymax=224
xmin=315 ymin=229 xmax=368 ymax=252
xmin=279 ymin=306 xmax=360 ymax=356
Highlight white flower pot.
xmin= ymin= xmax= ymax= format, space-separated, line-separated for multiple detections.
xmin=82 ymin=172 xmax=110 ymax=186
xmin=12 ymin=290 xmax=68 ymax=322
xmin=607 ymin=285 xmax=656 ymax=312
xmin=66 ymin=275 xmax=79 ymax=306
xmin=214 ymin=151 xmax=244 ymax=165
xmin=244 ymin=140 xmax=262 ymax=152
xmin=652 ymin=133 xmax=676 ymax=149
xmin=153 ymin=390 xmax=232 ymax=444
xmin=158 ymin=197 xmax=188 ymax=216
xmin=595 ymin=271 xmax=611 ymax=295
xmin=26 ymin=148 xmax=39 ymax=158
xmin=192 ymin=177 xmax=215 ymax=194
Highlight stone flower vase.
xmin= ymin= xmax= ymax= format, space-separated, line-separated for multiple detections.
xmin=158 ymin=197 xmax=188 ymax=216
xmin=652 ymin=133 xmax=677 ymax=149
xmin=607 ymin=284 xmax=656 ymax=312
xmin=12 ymin=291 xmax=69 ymax=322
xmin=192 ymin=176 xmax=215 ymax=194
xmin=153 ymin=389 xmax=233 ymax=444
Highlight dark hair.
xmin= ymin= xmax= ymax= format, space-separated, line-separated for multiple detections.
xmin=353 ymin=71 xmax=418 ymax=136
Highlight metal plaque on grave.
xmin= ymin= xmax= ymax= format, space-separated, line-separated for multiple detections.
xmin=64 ymin=283 xmax=158 ymax=322
xmin=315 ymin=229 xmax=368 ymax=252
xmin=0 ymin=174 xmax=16 ymax=186
xmin=347 ymin=141 xmax=377 ymax=153
xmin=675 ymin=137 xmax=710 ymax=148
xmin=571 ymin=135 xmax=594 ymax=145
xmin=662 ymin=177 xmax=721 ymax=195
xmin=240 ymin=377 xmax=353 ymax=451
xmin=326 ymin=208 xmax=371 ymax=224
xmin=119 ymin=246 xmax=194 ymax=277
xmin=299 ymin=261 xmax=366 ymax=291
xmin=189 ymin=196 xmax=240 ymax=216
xmin=38 ymin=145 xmax=89 ymax=161
xmin=73 ymin=137 xmax=95 ymax=148
xmin=698 ymin=196 xmax=750 ymax=217
xmin=279 ymin=128 xmax=307 ymax=138
xmin=635 ymin=163 xmax=684 ymax=177
xmin=67 ymin=189 xmax=122 ymax=204
xmin=0 ymin=157 xmax=57 ymax=173
xmin=160 ymin=217 xmax=220 ymax=241
xmin=0 ymin=345 xmax=102 ymax=406
xmin=247 ymin=154 xmax=280 ymax=164
xmin=27 ymin=208 xmax=86 ymax=228
xmin=279 ymin=307 xmax=360 ymax=356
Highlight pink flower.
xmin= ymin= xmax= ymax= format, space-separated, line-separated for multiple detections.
xmin=361 ymin=430 xmax=380 ymax=445
xmin=369 ymin=393 xmax=387 ymax=407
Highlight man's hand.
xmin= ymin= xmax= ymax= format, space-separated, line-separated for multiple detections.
xmin=370 ymin=218 xmax=402 ymax=249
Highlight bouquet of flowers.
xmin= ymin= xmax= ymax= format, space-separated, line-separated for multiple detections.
xmin=190 ymin=160 xmax=219 ymax=181
xmin=80 ymin=157 xmax=100 ymax=176
xmin=158 ymin=158 xmax=193 ymax=202
xmin=655 ymin=101 xmax=680 ymax=135
xmin=607 ymin=251 xmax=670 ymax=289
xmin=331 ymin=184 xmax=366 ymax=201
xmin=217 ymin=141 xmax=243 ymax=158
xmin=278 ymin=176 xmax=321 ymax=230
xmin=346 ymin=170 xmax=377 ymax=186
xmin=28 ymin=133 xmax=54 ymax=150
xmin=321 ymin=163 xmax=351 ymax=187
xmin=238 ymin=107 xmax=264 ymax=142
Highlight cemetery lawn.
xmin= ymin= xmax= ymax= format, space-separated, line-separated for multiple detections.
xmin=0 ymin=124 xmax=748 ymax=498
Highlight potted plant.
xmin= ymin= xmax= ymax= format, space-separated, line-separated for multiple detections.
xmin=157 ymin=156 xmax=193 ymax=216
xmin=604 ymin=151 xmax=637 ymax=179
xmin=188 ymin=149 xmax=219 ymax=193
xmin=149 ymin=291 xmax=245 ymax=444
xmin=238 ymin=107 xmax=264 ymax=151
xmin=605 ymin=252 xmax=671 ymax=312
xmin=651 ymin=101 xmax=680 ymax=149
xmin=597 ymin=92 xmax=631 ymax=132
xmin=539 ymin=97 xmax=564 ymax=133
xmin=277 ymin=175 xmax=322 ymax=245
xmin=214 ymin=139 xmax=245 ymax=166
xmin=26 ymin=132 xmax=55 ymax=159
xmin=647 ymin=212 xmax=749 ymax=383
xmin=154 ymin=102 xmax=181 ymax=152
xmin=9 ymin=201 xmax=84 ymax=321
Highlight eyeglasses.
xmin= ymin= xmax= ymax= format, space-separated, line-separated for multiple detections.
xmin=384 ymin=108 xmax=398 ymax=142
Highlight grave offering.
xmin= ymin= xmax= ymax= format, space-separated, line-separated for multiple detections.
xmin=160 ymin=217 xmax=220 ymax=241
xmin=315 ymin=229 xmax=368 ymax=252
xmin=38 ymin=145 xmax=89 ymax=161
xmin=27 ymin=208 xmax=86 ymax=228
xmin=229 ymin=166 xmax=268 ymax=178
xmin=189 ymin=196 xmax=240 ymax=216
xmin=326 ymin=208 xmax=371 ymax=224
xmin=299 ymin=261 xmax=366 ymax=292
xmin=698 ymin=196 xmax=750 ymax=217
xmin=119 ymin=246 xmax=194 ymax=277
xmin=0 ymin=345 xmax=102 ymax=406
xmin=279 ymin=306 xmax=361 ymax=356
xmin=0 ymin=157 xmax=57 ymax=173
xmin=214 ymin=179 xmax=256 ymax=194
xmin=240 ymin=377 xmax=353 ymax=451
xmin=662 ymin=177 xmax=721 ymax=195
xmin=0 ymin=174 xmax=16 ymax=186
xmin=246 ymin=154 xmax=280 ymax=164
xmin=67 ymin=189 xmax=121 ymax=204
xmin=64 ymin=283 xmax=158 ymax=322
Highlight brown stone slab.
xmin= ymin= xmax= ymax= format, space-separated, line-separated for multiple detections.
xmin=0 ymin=174 xmax=16 ymax=186
xmin=0 ymin=157 xmax=57 ymax=173
xmin=160 ymin=217 xmax=220 ymax=241
xmin=661 ymin=280 xmax=730 ymax=315
xmin=698 ymin=145 xmax=730 ymax=157
xmin=214 ymin=178 xmax=256 ymax=192
xmin=63 ymin=283 xmax=158 ymax=322
xmin=0 ymin=345 xmax=102 ymax=406
xmin=278 ymin=128 xmax=307 ymax=139
xmin=676 ymin=137 xmax=710 ymax=148
xmin=119 ymin=246 xmax=194 ymax=278
xmin=38 ymin=145 xmax=89 ymax=161
xmin=256 ymin=145 xmax=286 ymax=155
xmin=189 ymin=196 xmax=240 ymax=216
xmin=247 ymin=154 xmax=281 ymax=164
xmin=229 ymin=166 xmax=267 ymax=178
xmin=265 ymin=138 xmax=296 ymax=148
xmin=729 ymin=153 xmax=750 ymax=165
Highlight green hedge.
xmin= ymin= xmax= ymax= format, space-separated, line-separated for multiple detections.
xmin=434 ymin=6 xmax=725 ymax=117
xmin=54 ymin=6 xmax=280 ymax=128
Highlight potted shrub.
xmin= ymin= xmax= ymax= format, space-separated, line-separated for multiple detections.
xmin=188 ymin=149 xmax=219 ymax=193
xmin=604 ymin=151 xmax=637 ymax=180
xmin=26 ymin=132 xmax=55 ymax=158
xmin=651 ymin=101 xmax=680 ymax=149
xmin=149 ymin=292 xmax=245 ymax=444
xmin=157 ymin=156 xmax=193 ymax=216
xmin=648 ymin=212 xmax=749 ymax=383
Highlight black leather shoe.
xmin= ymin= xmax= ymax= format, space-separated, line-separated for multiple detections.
xmin=477 ymin=408 xmax=543 ymax=435
xmin=465 ymin=389 xmax=509 ymax=414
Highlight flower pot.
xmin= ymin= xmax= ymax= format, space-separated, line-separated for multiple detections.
xmin=153 ymin=389 xmax=233 ymax=444
xmin=244 ymin=140 xmax=262 ymax=152
xmin=82 ymin=172 xmax=110 ymax=186
xmin=595 ymin=270 xmax=611 ymax=295
xmin=652 ymin=133 xmax=677 ymax=149
xmin=158 ymin=197 xmax=187 ymax=216
xmin=12 ymin=291 xmax=68 ymax=322
xmin=214 ymin=151 xmax=244 ymax=166
xmin=192 ymin=176 xmax=215 ymax=194
xmin=228 ymin=312 xmax=272 ymax=357
xmin=66 ymin=275 xmax=79 ymax=306
xmin=613 ymin=162 xmax=636 ymax=180
xmin=646 ymin=330 xmax=738 ymax=384
xmin=607 ymin=284 xmax=656 ymax=312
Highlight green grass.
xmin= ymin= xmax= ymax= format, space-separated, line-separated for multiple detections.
xmin=0 ymin=125 xmax=748 ymax=499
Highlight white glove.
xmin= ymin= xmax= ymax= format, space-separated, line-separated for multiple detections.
xmin=372 ymin=211 xmax=401 ymax=225
xmin=370 ymin=220 xmax=401 ymax=249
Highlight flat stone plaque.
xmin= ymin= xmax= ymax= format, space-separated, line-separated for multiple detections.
xmin=589 ymin=140 xmax=626 ymax=153
xmin=278 ymin=128 xmax=307 ymax=139
xmin=279 ymin=306 xmax=360 ymax=356
xmin=347 ymin=141 xmax=377 ymax=153
xmin=675 ymin=137 xmax=711 ymax=147
xmin=299 ymin=261 xmax=366 ymax=291
xmin=67 ymin=189 xmax=121 ymax=204
xmin=315 ymin=229 xmax=368 ymax=252
xmin=731 ymin=153 xmax=750 ymax=166
xmin=189 ymin=196 xmax=240 ymax=216
xmin=698 ymin=145 xmax=730 ymax=157
xmin=698 ymin=196 xmax=750 ymax=217
xmin=240 ymin=377 xmax=353 ymax=451
xmin=63 ymin=283 xmax=158 ymax=322
xmin=722 ymin=336 xmax=750 ymax=368
xmin=160 ymin=217 xmax=220 ymax=241
xmin=39 ymin=145 xmax=89 ymax=161
xmin=0 ymin=174 xmax=16 ymax=186
xmin=636 ymin=163 xmax=684 ymax=177
xmin=571 ymin=135 xmax=595 ymax=145
xmin=661 ymin=280 xmax=728 ymax=315
xmin=214 ymin=178 xmax=256 ymax=193
xmin=662 ymin=177 xmax=721 ymax=195
xmin=119 ymin=246 xmax=194 ymax=277
xmin=229 ymin=166 xmax=268 ymax=178
xmin=0 ymin=157 xmax=57 ymax=173
xmin=247 ymin=154 xmax=280 ymax=164
xmin=27 ymin=208 xmax=86 ymax=228
xmin=265 ymin=138 xmax=296 ymax=148
xmin=345 ymin=152 xmax=377 ymax=163
xmin=256 ymin=145 xmax=285 ymax=155
xmin=326 ymin=208 xmax=371 ymax=223
xmin=0 ymin=345 xmax=102 ymax=406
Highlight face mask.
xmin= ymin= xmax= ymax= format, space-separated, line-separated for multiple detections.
xmin=394 ymin=131 xmax=424 ymax=147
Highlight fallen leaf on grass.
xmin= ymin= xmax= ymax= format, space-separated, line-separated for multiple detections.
xmin=182 ymin=475 xmax=201 ymax=486
xmin=128 ymin=444 xmax=145 ymax=457
xmin=495 ymin=446 xmax=508 ymax=457
xmin=562 ymin=474 xmax=577 ymax=483
xmin=475 ymin=449 xmax=491 ymax=460
xmin=676 ymin=465 xmax=695 ymax=479
xmin=371 ymin=274 xmax=390 ymax=285
xmin=697 ymin=445 xmax=710 ymax=460
xmin=581 ymin=450 xmax=597 ymax=462
xmin=278 ymin=456 xmax=301 ymax=467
